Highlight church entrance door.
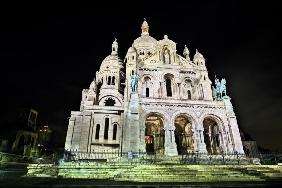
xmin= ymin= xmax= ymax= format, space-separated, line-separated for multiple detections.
xmin=174 ymin=115 xmax=194 ymax=155
xmin=203 ymin=117 xmax=222 ymax=155
xmin=145 ymin=113 xmax=165 ymax=155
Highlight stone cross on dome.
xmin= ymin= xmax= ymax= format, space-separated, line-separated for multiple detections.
xmin=141 ymin=18 xmax=149 ymax=35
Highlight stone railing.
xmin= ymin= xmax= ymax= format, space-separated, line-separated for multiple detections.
xmin=62 ymin=150 xmax=271 ymax=165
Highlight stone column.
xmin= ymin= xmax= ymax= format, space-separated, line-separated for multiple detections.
xmin=119 ymin=112 xmax=124 ymax=153
xmin=99 ymin=118 xmax=105 ymax=142
xmin=164 ymin=124 xmax=178 ymax=156
xmin=177 ymin=83 xmax=181 ymax=99
xmin=108 ymin=117 xmax=113 ymax=143
xmin=195 ymin=121 xmax=207 ymax=154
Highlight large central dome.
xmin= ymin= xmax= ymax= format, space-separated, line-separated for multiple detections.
xmin=132 ymin=20 xmax=157 ymax=57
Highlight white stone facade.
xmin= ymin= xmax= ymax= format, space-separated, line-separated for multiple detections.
xmin=64 ymin=20 xmax=245 ymax=158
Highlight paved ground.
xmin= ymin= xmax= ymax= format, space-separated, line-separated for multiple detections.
xmin=1 ymin=177 xmax=282 ymax=188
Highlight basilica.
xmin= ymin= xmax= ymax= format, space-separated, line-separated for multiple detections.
xmin=64 ymin=20 xmax=245 ymax=158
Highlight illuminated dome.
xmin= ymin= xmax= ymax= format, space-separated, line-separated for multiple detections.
xmin=127 ymin=46 xmax=137 ymax=53
xmin=193 ymin=49 xmax=204 ymax=60
xmin=132 ymin=19 xmax=157 ymax=57
xmin=100 ymin=38 xmax=123 ymax=70
xmin=100 ymin=54 xmax=122 ymax=70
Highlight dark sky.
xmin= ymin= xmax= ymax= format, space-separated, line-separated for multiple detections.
xmin=0 ymin=1 xmax=281 ymax=151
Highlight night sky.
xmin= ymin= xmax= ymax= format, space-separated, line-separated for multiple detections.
xmin=0 ymin=1 xmax=281 ymax=151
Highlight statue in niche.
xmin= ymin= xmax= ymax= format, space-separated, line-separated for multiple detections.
xmin=130 ymin=73 xmax=139 ymax=93
xmin=163 ymin=47 xmax=171 ymax=64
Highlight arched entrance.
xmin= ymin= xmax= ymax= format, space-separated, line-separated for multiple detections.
xmin=145 ymin=113 xmax=165 ymax=155
xmin=203 ymin=117 xmax=222 ymax=154
xmin=174 ymin=114 xmax=194 ymax=154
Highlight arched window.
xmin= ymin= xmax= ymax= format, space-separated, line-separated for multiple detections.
xmin=143 ymin=76 xmax=151 ymax=98
xmin=105 ymin=98 xmax=116 ymax=106
xmin=95 ymin=124 xmax=100 ymax=140
xmin=111 ymin=76 xmax=115 ymax=85
xmin=104 ymin=118 xmax=109 ymax=140
xmin=113 ymin=124 xmax=117 ymax=140
xmin=165 ymin=77 xmax=172 ymax=97
xmin=107 ymin=76 xmax=111 ymax=85
xmin=146 ymin=88 xmax=149 ymax=97
xmin=187 ymin=90 xmax=191 ymax=99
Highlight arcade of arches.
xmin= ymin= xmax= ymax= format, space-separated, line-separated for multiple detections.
xmin=145 ymin=113 xmax=165 ymax=155
xmin=144 ymin=114 xmax=225 ymax=155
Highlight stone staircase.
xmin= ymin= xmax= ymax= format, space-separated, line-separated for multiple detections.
xmin=114 ymin=165 xmax=263 ymax=182
xmin=52 ymin=162 xmax=282 ymax=182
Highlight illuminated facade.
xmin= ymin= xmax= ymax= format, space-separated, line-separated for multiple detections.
xmin=64 ymin=20 xmax=244 ymax=158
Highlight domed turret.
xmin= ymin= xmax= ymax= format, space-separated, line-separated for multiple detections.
xmin=100 ymin=39 xmax=123 ymax=71
xmin=127 ymin=46 xmax=136 ymax=54
xmin=193 ymin=49 xmax=205 ymax=66
xmin=125 ymin=47 xmax=137 ymax=62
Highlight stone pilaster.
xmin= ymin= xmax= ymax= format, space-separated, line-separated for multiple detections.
xmin=70 ymin=115 xmax=82 ymax=152
xmin=225 ymin=127 xmax=234 ymax=154
xmin=196 ymin=129 xmax=208 ymax=154
xmin=64 ymin=116 xmax=75 ymax=151
xmin=195 ymin=121 xmax=207 ymax=154
xmin=228 ymin=116 xmax=245 ymax=154
xmin=164 ymin=125 xmax=178 ymax=156
xmin=79 ymin=111 xmax=92 ymax=152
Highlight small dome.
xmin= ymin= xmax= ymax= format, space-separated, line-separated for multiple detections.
xmin=127 ymin=47 xmax=136 ymax=54
xmin=193 ymin=49 xmax=204 ymax=60
xmin=100 ymin=54 xmax=123 ymax=70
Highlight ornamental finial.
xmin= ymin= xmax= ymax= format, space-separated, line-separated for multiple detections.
xmin=141 ymin=18 xmax=149 ymax=35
